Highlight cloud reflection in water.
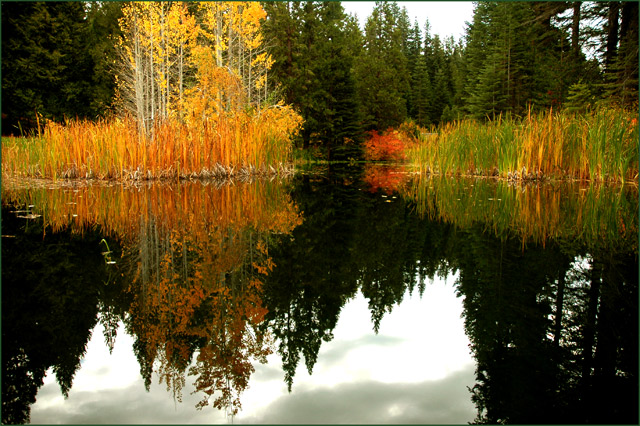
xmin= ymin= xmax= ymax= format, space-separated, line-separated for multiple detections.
xmin=31 ymin=275 xmax=475 ymax=424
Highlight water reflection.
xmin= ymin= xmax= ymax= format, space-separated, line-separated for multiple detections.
xmin=400 ymin=173 xmax=638 ymax=423
xmin=2 ymin=170 xmax=638 ymax=424
xmin=2 ymin=179 xmax=301 ymax=423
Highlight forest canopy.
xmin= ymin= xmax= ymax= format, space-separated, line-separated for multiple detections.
xmin=2 ymin=1 xmax=638 ymax=154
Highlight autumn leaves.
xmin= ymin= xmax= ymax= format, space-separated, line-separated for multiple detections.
xmin=2 ymin=2 xmax=302 ymax=181
xmin=2 ymin=179 xmax=302 ymax=415
xmin=117 ymin=2 xmax=294 ymax=134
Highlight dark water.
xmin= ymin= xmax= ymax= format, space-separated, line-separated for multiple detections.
xmin=2 ymin=164 xmax=638 ymax=424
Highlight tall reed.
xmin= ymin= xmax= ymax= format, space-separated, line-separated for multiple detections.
xmin=1 ymin=106 xmax=303 ymax=181
xmin=407 ymin=107 xmax=639 ymax=182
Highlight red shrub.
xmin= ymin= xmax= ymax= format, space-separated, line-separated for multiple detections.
xmin=363 ymin=129 xmax=407 ymax=161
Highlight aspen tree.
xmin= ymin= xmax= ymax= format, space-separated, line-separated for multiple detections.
xmin=117 ymin=1 xmax=275 ymax=132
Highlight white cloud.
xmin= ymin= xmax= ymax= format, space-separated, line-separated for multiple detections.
xmin=236 ymin=368 xmax=477 ymax=424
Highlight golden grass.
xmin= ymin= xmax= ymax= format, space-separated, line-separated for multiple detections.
xmin=2 ymin=107 xmax=303 ymax=181
xmin=401 ymin=174 xmax=638 ymax=251
xmin=2 ymin=178 xmax=302 ymax=240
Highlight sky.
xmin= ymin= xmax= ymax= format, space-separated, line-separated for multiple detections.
xmin=30 ymin=273 xmax=476 ymax=424
xmin=341 ymin=1 xmax=476 ymax=41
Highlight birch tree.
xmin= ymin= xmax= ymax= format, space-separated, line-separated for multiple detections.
xmin=116 ymin=1 xmax=274 ymax=133
xmin=116 ymin=2 xmax=197 ymax=136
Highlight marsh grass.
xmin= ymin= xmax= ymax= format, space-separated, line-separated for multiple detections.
xmin=408 ymin=107 xmax=639 ymax=182
xmin=402 ymin=175 xmax=638 ymax=250
xmin=2 ymin=107 xmax=302 ymax=181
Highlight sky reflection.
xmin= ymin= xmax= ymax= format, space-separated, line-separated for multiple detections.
xmin=31 ymin=273 xmax=475 ymax=424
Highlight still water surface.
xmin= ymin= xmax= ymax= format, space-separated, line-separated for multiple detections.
xmin=2 ymin=164 xmax=638 ymax=424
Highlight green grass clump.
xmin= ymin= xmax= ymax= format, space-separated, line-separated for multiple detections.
xmin=407 ymin=107 xmax=639 ymax=182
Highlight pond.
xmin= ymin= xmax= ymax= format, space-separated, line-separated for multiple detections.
xmin=2 ymin=164 xmax=638 ymax=424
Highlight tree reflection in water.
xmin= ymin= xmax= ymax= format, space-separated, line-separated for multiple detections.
xmin=400 ymin=175 xmax=638 ymax=424
xmin=2 ymin=172 xmax=637 ymax=424
xmin=2 ymin=179 xmax=301 ymax=422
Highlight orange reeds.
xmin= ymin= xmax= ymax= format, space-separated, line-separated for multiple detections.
xmin=2 ymin=179 xmax=302 ymax=240
xmin=1 ymin=105 xmax=303 ymax=181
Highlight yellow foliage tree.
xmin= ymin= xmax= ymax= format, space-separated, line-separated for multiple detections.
xmin=118 ymin=1 xmax=276 ymax=130
xmin=111 ymin=1 xmax=302 ymax=175
xmin=117 ymin=2 xmax=198 ymax=135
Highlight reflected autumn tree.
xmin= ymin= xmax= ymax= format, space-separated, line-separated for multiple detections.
xmin=122 ymin=220 xmax=279 ymax=415
xmin=2 ymin=179 xmax=302 ymax=418
xmin=115 ymin=182 xmax=301 ymax=415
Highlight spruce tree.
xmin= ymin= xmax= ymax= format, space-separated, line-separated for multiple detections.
xmin=355 ymin=1 xmax=410 ymax=130
xmin=603 ymin=1 xmax=639 ymax=107
xmin=1 ymin=2 xmax=97 ymax=133
xmin=262 ymin=1 xmax=363 ymax=156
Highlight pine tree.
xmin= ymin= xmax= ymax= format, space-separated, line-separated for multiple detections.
xmin=262 ymin=1 xmax=363 ymax=156
xmin=1 ymin=2 xmax=96 ymax=133
xmin=603 ymin=2 xmax=639 ymax=107
xmin=462 ymin=2 xmax=577 ymax=118
xmin=86 ymin=2 xmax=124 ymax=117
xmin=469 ymin=50 xmax=508 ymax=119
xmin=406 ymin=20 xmax=423 ymax=120
xmin=411 ymin=52 xmax=432 ymax=127
xmin=314 ymin=2 xmax=364 ymax=159
xmin=355 ymin=1 xmax=410 ymax=130
xmin=261 ymin=1 xmax=301 ymax=107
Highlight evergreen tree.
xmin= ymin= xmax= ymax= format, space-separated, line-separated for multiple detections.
xmin=603 ymin=1 xmax=639 ymax=107
xmin=261 ymin=1 xmax=300 ymax=107
xmin=262 ymin=1 xmax=363 ymax=156
xmin=355 ymin=1 xmax=410 ymax=130
xmin=411 ymin=52 xmax=433 ymax=127
xmin=462 ymin=2 xmax=575 ymax=118
xmin=426 ymin=35 xmax=451 ymax=123
xmin=406 ymin=20 xmax=423 ymax=120
xmin=1 ymin=2 xmax=97 ymax=133
xmin=85 ymin=2 xmax=124 ymax=117
xmin=469 ymin=50 xmax=508 ymax=119
xmin=314 ymin=2 xmax=364 ymax=159
xmin=447 ymin=37 xmax=466 ymax=121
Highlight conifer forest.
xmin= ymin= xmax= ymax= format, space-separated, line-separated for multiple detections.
xmin=2 ymin=1 xmax=638 ymax=177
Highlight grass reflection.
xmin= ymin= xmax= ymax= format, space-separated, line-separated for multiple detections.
xmin=401 ymin=175 xmax=638 ymax=251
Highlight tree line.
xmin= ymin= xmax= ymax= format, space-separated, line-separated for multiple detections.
xmin=2 ymin=1 xmax=637 ymax=157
